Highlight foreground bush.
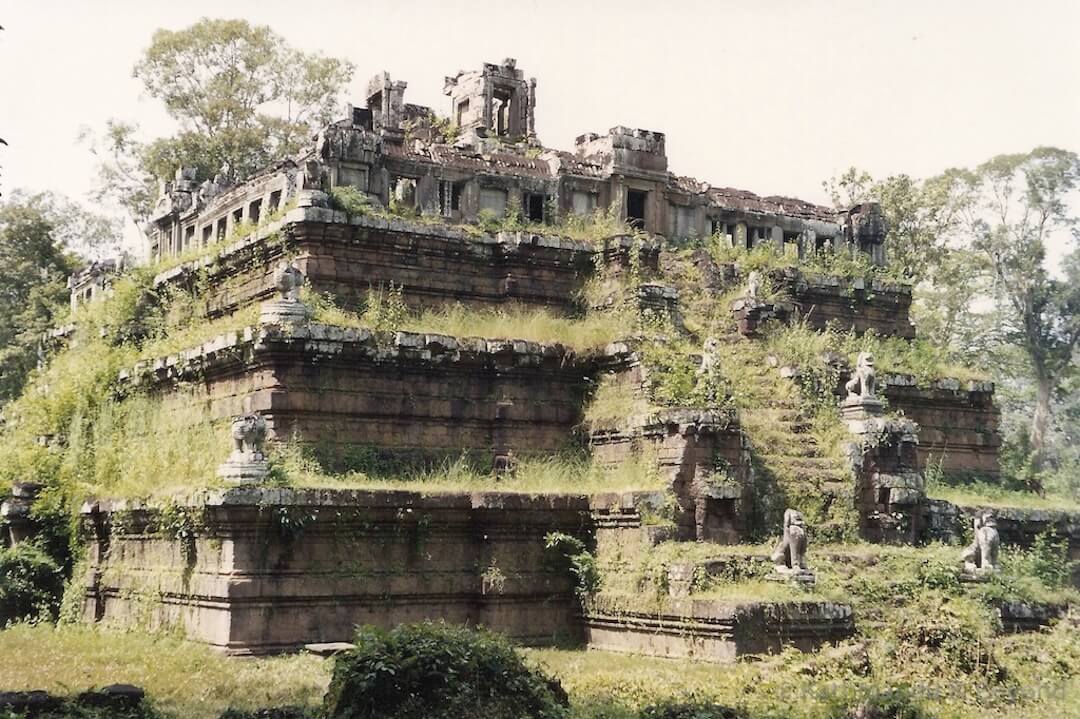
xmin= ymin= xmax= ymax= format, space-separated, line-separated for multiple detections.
xmin=640 ymin=698 xmax=746 ymax=719
xmin=324 ymin=622 xmax=568 ymax=719
xmin=0 ymin=542 xmax=64 ymax=625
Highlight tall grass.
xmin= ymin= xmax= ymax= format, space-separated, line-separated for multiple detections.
xmin=273 ymin=443 xmax=665 ymax=496
xmin=304 ymin=287 xmax=634 ymax=350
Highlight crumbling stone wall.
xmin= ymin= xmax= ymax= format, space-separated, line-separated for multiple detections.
xmin=80 ymin=489 xmax=591 ymax=653
xmin=124 ymin=324 xmax=592 ymax=467
xmin=690 ymin=255 xmax=916 ymax=338
xmin=882 ymin=377 xmax=1001 ymax=481
xmin=155 ymin=210 xmax=596 ymax=319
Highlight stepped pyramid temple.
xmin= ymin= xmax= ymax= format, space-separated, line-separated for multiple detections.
xmin=8 ymin=59 xmax=1075 ymax=661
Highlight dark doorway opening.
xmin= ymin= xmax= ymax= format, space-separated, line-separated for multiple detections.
xmin=626 ymin=189 xmax=647 ymax=229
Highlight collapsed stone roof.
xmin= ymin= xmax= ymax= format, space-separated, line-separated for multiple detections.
xmin=147 ymin=58 xmax=878 ymax=264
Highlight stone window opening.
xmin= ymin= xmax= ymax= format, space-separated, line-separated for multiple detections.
xmin=525 ymin=193 xmax=545 ymax=223
xmin=783 ymin=230 xmax=801 ymax=257
xmin=626 ymin=189 xmax=647 ymax=229
xmin=216 ymin=217 xmax=227 ymax=241
xmin=815 ymin=235 xmax=832 ymax=253
xmin=183 ymin=225 xmax=195 ymax=250
xmin=710 ymin=218 xmax=734 ymax=247
xmin=248 ymin=199 xmax=262 ymax=225
xmin=438 ymin=180 xmax=464 ymax=218
xmin=493 ymin=89 xmax=513 ymax=137
xmin=877 ymin=487 xmax=891 ymax=506
xmin=456 ymin=99 xmax=470 ymax=127
xmin=268 ymin=190 xmax=282 ymax=213
xmin=202 ymin=225 xmax=212 ymax=245
xmin=232 ymin=207 xmax=243 ymax=226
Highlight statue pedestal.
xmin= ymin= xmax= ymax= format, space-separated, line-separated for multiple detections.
xmin=840 ymin=396 xmax=884 ymax=420
xmin=766 ymin=567 xmax=817 ymax=586
xmin=217 ymin=452 xmax=270 ymax=484
xmin=960 ymin=566 xmax=995 ymax=583
xmin=259 ymin=299 xmax=310 ymax=326
xmin=841 ymin=396 xmax=885 ymax=434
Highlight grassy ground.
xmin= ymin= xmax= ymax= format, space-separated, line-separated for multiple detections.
xmin=0 ymin=625 xmax=327 ymax=719
xmin=2 ymin=620 xmax=1077 ymax=719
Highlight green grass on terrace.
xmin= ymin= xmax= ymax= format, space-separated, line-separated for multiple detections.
xmin=927 ymin=481 xmax=1080 ymax=512
xmin=274 ymin=446 xmax=665 ymax=497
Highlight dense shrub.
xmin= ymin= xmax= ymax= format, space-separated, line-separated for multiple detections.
xmin=323 ymin=622 xmax=568 ymax=719
xmin=839 ymin=686 xmax=934 ymax=719
xmin=0 ymin=688 xmax=162 ymax=719
xmin=639 ymin=698 xmax=746 ymax=719
xmin=217 ymin=709 xmax=314 ymax=719
xmin=0 ymin=542 xmax=65 ymax=625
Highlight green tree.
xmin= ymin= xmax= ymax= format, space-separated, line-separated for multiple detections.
xmin=964 ymin=149 xmax=1080 ymax=484
xmin=85 ymin=18 xmax=354 ymax=224
xmin=0 ymin=192 xmax=119 ymax=402
xmin=824 ymin=167 xmax=970 ymax=283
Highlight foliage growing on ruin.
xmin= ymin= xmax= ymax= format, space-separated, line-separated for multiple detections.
xmin=270 ymin=441 xmax=665 ymax=496
xmin=0 ymin=192 xmax=116 ymax=404
xmin=706 ymin=233 xmax=912 ymax=286
xmin=85 ymin=18 xmax=354 ymax=225
xmin=544 ymin=533 xmax=601 ymax=599
xmin=325 ymin=622 xmax=569 ymax=719
xmin=0 ymin=541 xmax=65 ymax=626
xmin=305 ymin=288 xmax=633 ymax=351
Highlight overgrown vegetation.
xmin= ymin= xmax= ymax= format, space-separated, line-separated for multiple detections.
xmin=706 ymin=234 xmax=912 ymax=286
xmin=0 ymin=542 xmax=65 ymax=626
xmin=271 ymin=442 xmax=664 ymax=496
xmin=324 ymin=622 xmax=569 ymax=719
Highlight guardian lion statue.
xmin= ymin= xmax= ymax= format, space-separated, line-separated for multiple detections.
xmin=845 ymin=351 xmax=877 ymax=400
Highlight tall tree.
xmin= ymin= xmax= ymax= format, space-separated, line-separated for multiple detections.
xmin=0 ymin=192 xmax=118 ymax=403
xmin=964 ymin=148 xmax=1080 ymax=483
xmin=84 ymin=18 xmax=354 ymax=225
xmin=823 ymin=167 xmax=970 ymax=284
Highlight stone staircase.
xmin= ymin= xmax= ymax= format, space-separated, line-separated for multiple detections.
xmin=715 ymin=340 xmax=853 ymax=531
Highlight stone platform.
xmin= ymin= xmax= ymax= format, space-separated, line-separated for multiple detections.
xmin=583 ymin=593 xmax=854 ymax=662
xmin=80 ymin=488 xmax=592 ymax=655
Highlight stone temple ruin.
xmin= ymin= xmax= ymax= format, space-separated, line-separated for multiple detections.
xmin=16 ymin=58 xmax=1077 ymax=661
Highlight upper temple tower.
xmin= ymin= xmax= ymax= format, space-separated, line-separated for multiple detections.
xmin=443 ymin=58 xmax=537 ymax=142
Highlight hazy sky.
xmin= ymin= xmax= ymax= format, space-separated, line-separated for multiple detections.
xmin=2 ymin=0 xmax=1078 ymax=260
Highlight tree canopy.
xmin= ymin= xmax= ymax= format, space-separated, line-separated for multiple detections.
xmin=0 ymin=192 xmax=119 ymax=403
xmin=827 ymin=147 xmax=1080 ymax=493
xmin=85 ymin=18 xmax=355 ymax=225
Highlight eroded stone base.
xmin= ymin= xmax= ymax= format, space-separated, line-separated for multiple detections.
xmin=80 ymin=488 xmax=592 ymax=654
xmin=583 ymin=593 xmax=854 ymax=662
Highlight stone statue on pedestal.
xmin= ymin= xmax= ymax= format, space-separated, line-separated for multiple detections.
xmin=217 ymin=414 xmax=270 ymax=484
xmin=769 ymin=508 xmax=815 ymax=584
xmin=746 ymin=271 xmax=762 ymax=299
xmin=845 ymin=352 xmax=877 ymax=400
xmin=259 ymin=263 xmax=310 ymax=325
xmin=961 ymin=512 xmax=1000 ymax=576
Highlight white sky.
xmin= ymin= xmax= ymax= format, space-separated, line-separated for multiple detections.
xmin=1 ymin=0 xmax=1078 ymax=264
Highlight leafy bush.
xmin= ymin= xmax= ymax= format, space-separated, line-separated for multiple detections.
xmin=837 ymin=686 xmax=934 ymax=719
xmin=328 ymin=186 xmax=373 ymax=218
xmin=217 ymin=709 xmax=313 ymax=719
xmin=639 ymin=697 xmax=745 ymax=719
xmin=323 ymin=622 xmax=569 ymax=719
xmin=545 ymin=532 xmax=600 ymax=598
xmin=0 ymin=542 xmax=65 ymax=625
xmin=890 ymin=596 xmax=1003 ymax=679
